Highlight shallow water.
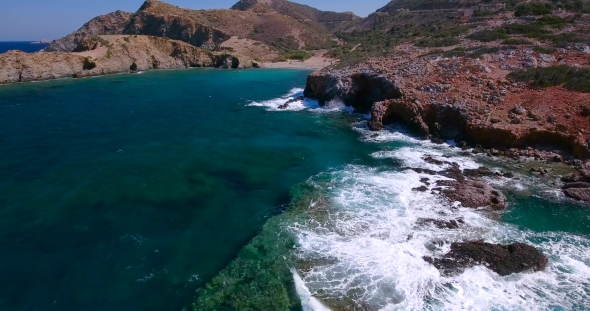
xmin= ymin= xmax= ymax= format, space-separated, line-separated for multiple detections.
xmin=0 ymin=69 xmax=376 ymax=311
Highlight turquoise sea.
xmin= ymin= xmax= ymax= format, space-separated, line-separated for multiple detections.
xmin=0 ymin=69 xmax=589 ymax=311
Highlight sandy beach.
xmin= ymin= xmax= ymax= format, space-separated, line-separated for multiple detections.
xmin=261 ymin=50 xmax=338 ymax=69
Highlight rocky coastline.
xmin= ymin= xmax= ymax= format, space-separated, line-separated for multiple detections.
xmin=0 ymin=35 xmax=256 ymax=85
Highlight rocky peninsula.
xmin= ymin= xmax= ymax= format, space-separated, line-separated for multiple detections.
xmin=0 ymin=35 xmax=256 ymax=84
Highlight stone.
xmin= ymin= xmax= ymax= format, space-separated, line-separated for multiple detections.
xmin=562 ymin=182 xmax=590 ymax=190
xmin=437 ymin=180 xmax=507 ymax=210
xmin=417 ymin=218 xmax=464 ymax=229
xmin=464 ymin=166 xmax=497 ymax=178
xmin=564 ymin=188 xmax=590 ymax=201
xmin=413 ymin=185 xmax=429 ymax=192
xmin=424 ymin=241 xmax=548 ymax=276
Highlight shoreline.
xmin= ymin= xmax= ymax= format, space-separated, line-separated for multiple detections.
xmin=261 ymin=52 xmax=337 ymax=70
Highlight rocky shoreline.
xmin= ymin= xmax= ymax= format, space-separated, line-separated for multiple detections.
xmin=302 ymin=46 xmax=590 ymax=203
xmin=0 ymin=35 xmax=257 ymax=85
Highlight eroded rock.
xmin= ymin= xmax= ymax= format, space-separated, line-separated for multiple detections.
xmin=564 ymin=188 xmax=590 ymax=201
xmin=424 ymin=241 xmax=548 ymax=276
xmin=437 ymin=180 xmax=507 ymax=210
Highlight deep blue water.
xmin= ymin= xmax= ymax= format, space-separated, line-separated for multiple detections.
xmin=0 ymin=69 xmax=374 ymax=311
xmin=0 ymin=41 xmax=49 ymax=54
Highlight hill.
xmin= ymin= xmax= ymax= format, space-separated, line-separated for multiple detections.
xmin=231 ymin=0 xmax=359 ymax=29
xmin=1 ymin=35 xmax=255 ymax=84
xmin=45 ymin=0 xmax=356 ymax=56
xmin=45 ymin=11 xmax=133 ymax=52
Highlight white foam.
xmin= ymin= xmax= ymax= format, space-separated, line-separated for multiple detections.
xmin=292 ymin=268 xmax=332 ymax=311
xmin=289 ymin=133 xmax=590 ymax=310
xmin=246 ymin=88 xmax=353 ymax=113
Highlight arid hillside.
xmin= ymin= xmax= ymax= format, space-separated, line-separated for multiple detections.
xmin=231 ymin=0 xmax=359 ymax=29
xmin=0 ymin=35 xmax=255 ymax=84
xmin=45 ymin=0 xmax=355 ymax=57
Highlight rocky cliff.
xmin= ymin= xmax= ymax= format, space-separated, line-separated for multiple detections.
xmin=46 ymin=0 xmax=346 ymax=54
xmin=304 ymin=45 xmax=590 ymax=159
xmin=45 ymin=11 xmax=133 ymax=52
xmin=0 ymin=35 xmax=255 ymax=84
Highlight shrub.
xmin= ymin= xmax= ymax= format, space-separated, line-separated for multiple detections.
xmin=536 ymin=15 xmax=567 ymax=29
xmin=282 ymin=50 xmax=312 ymax=60
xmin=502 ymin=38 xmax=534 ymax=45
xmin=532 ymin=46 xmax=557 ymax=54
xmin=542 ymin=32 xmax=590 ymax=47
xmin=502 ymin=23 xmax=551 ymax=38
xmin=508 ymin=65 xmax=590 ymax=92
xmin=468 ymin=30 xmax=509 ymax=42
xmin=415 ymin=37 xmax=461 ymax=47
xmin=515 ymin=3 xmax=553 ymax=17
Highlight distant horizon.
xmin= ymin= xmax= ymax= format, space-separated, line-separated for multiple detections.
xmin=0 ymin=0 xmax=388 ymax=41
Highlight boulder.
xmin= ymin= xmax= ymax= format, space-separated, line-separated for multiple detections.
xmin=562 ymin=182 xmax=590 ymax=190
xmin=417 ymin=218 xmax=464 ymax=229
xmin=464 ymin=166 xmax=497 ymax=178
xmin=437 ymin=180 xmax=507 ymax=210
xmin=564 ymin=188 xmax=590 ymax=201
xmin=424 ymin=241 xmax=548 ymax=276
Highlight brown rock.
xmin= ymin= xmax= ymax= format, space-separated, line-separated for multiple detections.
xmin=424 ymin=241 xmax=548 ymax=276
xmin=437 ymin=180 xmax=507 ymax=210
xmin=564 ymin=188 xmax=590 ymax=201
xmin=417 ymin=218 xmax=464 ymax=229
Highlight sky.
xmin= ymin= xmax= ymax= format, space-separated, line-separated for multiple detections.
xmin=0 ymin=0 xmax=389 ymax=41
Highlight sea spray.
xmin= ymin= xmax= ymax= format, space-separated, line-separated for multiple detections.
xmin=194 ymin=88 xmax=590 ymax=310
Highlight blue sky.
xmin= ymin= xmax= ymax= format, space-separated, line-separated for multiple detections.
xmin=0 ymin=0 xmax=388 ymax=41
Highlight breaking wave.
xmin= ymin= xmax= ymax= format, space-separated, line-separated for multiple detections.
xmin=246 ymin=88 xmax=354 ymax=113
xmin=287 ymin=125 xmax=590 ymax=310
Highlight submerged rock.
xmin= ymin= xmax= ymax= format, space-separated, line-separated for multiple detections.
xmin=417 ymin=218 xmax=464 ymax=229
xmin=424 ymin=241 xmax=548 ymax=276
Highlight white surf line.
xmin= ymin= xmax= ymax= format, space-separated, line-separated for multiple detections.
xmin=292 ymin=268 xmax=332 ymax=311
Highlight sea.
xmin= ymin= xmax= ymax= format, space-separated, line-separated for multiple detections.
xmin=0 ymin=41 xmax=49 ymax=54
xmin=0 ymin=69 xmax=588 ymax=311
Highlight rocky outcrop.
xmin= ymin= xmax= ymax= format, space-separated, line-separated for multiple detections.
xmin=0 ymin=51 xmax=86 ymax=84
xmin=45 ymin=11 xmax=133 ymax=52
xmin=424 ymin=241 xmax=548 ymax=276
xmin=0 ymin=35 xmax=255 ymax=85
xmin=564 ymin=188 xmax=590 ymax=201
xmin=304 ymin=47 xmax=590 ymax=159
xmin=437 ymin=180 xmax=508 ymax=210
xmin=304 ymin=69 xmax=402 ymax=111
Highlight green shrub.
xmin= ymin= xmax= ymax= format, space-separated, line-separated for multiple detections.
xmin=468 ymin=46 xmax=500 ymax=58
xmin=536 ymin=15 xmax=567 ymax=29
xmin=542 ymin=32 xmax=590 ymax=47
xmin=532 ymin=46 xmax=557 ymax=54
xmin=515 ymin=3 xmax=553 ymax=16
xmin=508 ymin=65 xmax=590 ymax=92
xmin=468 ymin=30 xmax=509 ymax=42
xmin=282 ymin=50 xmax=312 ymax=60
xmin=502 ymin=23 xmax=552 ymax=38
xmin=415 ymin=37 xmax=461 ymax=47
xmin=502 ymin=38 xmax=534 ymax=45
